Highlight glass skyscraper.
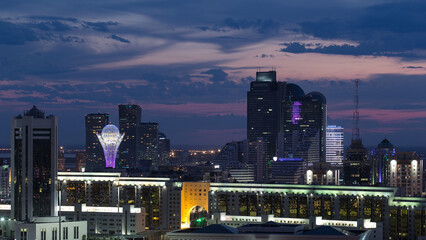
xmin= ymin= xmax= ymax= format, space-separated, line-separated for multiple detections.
xmin=326 ymin=125 xmax=344 ymax=165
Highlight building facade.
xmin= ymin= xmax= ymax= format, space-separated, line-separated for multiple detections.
xmin=85 ymin=113 xmax=109 ymax=171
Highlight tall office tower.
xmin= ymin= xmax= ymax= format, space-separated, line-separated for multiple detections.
xmin=370 ymin=139 xmax=396 ymax=186
xmin=158 ymin=132 xmax=171 ymax=167
xmin=326 ymin=125 xmax=344 ymax=165
xmin=247 ymin=71 xmax=285 ymax=181
xmin=119 ymin=104 xmax=142 ymax=168
xmin=344 ymin=80 xmax=370 ymax=186
xmin=138 ymin=122 xmax=159 ymax=170
xmin=280 ymin=89 xmax=327 ymax=165
xmin=97 ymin=124 xmax=125 ymax=168
xmin=85 ymin=113 xmax=109 ymax=171
xmin=11 ymin=106 xmax=58 ymax=221
xmin=389 ymin=152 xmax=423 ymax=196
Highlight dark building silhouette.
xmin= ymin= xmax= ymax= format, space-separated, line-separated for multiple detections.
xmin=85 ymin=113 xmax=109 ymax=171
xmin=247 ymin=71 xmax=285 ymax=181
xmin=158 ymin=132 xmax=171 ymax=167
xmin=11 ymin=106 xmax=58 ymax=221
xmin=119 ymin=104 xmax=142 ymax=168
xmin=138 ymin=122 xmax=159 ymax=170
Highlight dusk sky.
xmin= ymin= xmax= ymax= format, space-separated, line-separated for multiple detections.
xmin=1 ymin=0 xmax=426 ymax=147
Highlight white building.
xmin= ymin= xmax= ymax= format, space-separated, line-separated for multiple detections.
xmin=326 ymin=125 xmax=344 ymax=165
xmin=14 ymin=216 xmax=87 ymax=240
xmin=60 ymin=204 xmax=145 ymax=236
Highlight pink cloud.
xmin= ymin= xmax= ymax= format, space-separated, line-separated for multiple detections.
xmin=49 ymin=97 xmax=93 ymax=105
xmin=0 ymin=90 xmax=48 ymax=99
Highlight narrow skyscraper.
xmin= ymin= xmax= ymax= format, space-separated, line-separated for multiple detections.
xmin=138 ymin=122 xmax=159 ymax=170
xmin=247 ymin=71 xmax=284 ymax=181
xmin=85 ymin=113 xmax=109 ymax=171
xmin=119 ymin=104 xmax=142 ymax=168
xmin=11 ymin=106 xmax=58 ymax=221
xmin=97 ymin=124 xmax=124 ymax=168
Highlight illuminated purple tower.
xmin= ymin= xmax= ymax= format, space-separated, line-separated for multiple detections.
xmin=97 ymin=124 xmax=125 ymax=168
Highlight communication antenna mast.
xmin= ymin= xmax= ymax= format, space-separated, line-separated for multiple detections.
xmin=352 ymin=79 xmax=360 ymax=141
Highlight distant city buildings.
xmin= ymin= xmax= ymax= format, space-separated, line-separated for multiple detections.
xmin=85 ymin=113 xmax=109 ymax=171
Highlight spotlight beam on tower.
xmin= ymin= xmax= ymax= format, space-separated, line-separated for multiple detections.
xmin=97 ymin=124 xmax=125 ymax=168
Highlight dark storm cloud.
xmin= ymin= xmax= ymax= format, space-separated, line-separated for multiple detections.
xmin=83 ymin=21 xmax=118 ymax=32
xmin=109 ymin=34 xmax=130 ymax=43
xmin=284 ymin=1 xmax=426 ymax=57
xmin=31 ymin=20 xmax=73 ymax=32
xmin=0 ymin=20 xmax=38 ymax=45
xmin=199 ymin=18 xmax=281 ymax=34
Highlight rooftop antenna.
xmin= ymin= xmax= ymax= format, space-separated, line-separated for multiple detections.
xmin=352 ymin=79 xmax=360 ymax=141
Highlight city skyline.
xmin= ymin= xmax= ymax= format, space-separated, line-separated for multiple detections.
xmin=1 ymin=1 xmax=426 ymax=147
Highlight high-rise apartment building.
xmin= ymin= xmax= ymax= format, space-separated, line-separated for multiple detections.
xmin=11 ymin=106 xmax=58 ymax=221
xmin=326 ymin=125 xmax=344 ymax=165
xmin=85 ymin=113 xmax=109 ymax=171
xmin=389 ymin=152 xmax=423 ymax=196
xmin=119 ymin=104 xmax=142 ymax=168
xmin=138 ymin=122 xmax=159 ymax=170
